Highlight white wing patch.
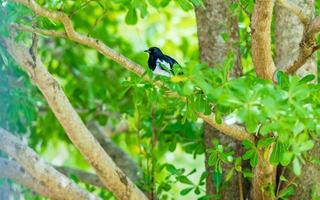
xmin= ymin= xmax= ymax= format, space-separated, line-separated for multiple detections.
xmin=153 ymin=59 xmax=172 ymax=77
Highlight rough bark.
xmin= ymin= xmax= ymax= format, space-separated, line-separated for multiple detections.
xmin=275 ymin=1 xmax=320 ymax=198
xmin=87 ymin=121 xmax=140 ymax=182
xmin=2 ymin=38 xmax=147 ymax=200
xmin=251 ymin=0 xmax=277 ymax=80
xmin=0 ymin=158 xmax=52 ymax=198
xmin=196 ymin=1 xmax=245 ymax=199
xmin=251 ymin=147 xmax=276 ymax=200
xmin=0 ymin=128 xmax=100 ymax=200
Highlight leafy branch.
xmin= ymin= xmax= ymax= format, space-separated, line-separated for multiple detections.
xmin=9 ymin=0 xmax=253 ymax=142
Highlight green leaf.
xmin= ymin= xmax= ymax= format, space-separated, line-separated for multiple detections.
xmin=195 ymin=95 xmax=206 ymax=113
xmin=183 ymin=81 xmax=195 ymax=95
xmin=160 ymin=0 xmax=171 ymax=7
xmin=279 ymin=186 xmax=295 ymax=198
xmin=257 ymin=138 xmax=274 ymax=149
xmin=148 ymin=0 xmax=159 ymax=8
xmin=280 ymin=152 xmax=293 ymax=166
xmin=299 ymin=140 xmax=314 ymax=152
xmin=213 ymin=171 xmax=222 ymax=193
xmin=276 ymin=70 xmax=289 ymax=88
xmin=176 ymin=0 xmax=193 ymax=11
xmin=293 ymin=157 xmax=301 ymax=176
xmin=243 ymin=169 xmax=253 ymax=178
xmin=250 ymin=151 xmax=258 ymax=167
xmin=235 ymin=157 xmax=242 ymax=172
xmin=188 ymin=0 xmax=203 ymax=7
xmin=280 ymin=175 xmax=288 ymax=182
xmin=242 ymin=139 xmax=255 ymax=149
xmin=299 ymin=74 xmax=315 ymax=83
xmin=270 ymin=141 xmax=281 ymax=165
xmin=180 ymin=187 xmax=193 ymax=195
xmin=194 ymin=186 xmax=201 ymax=195
xmin=225 ymin=168 xmax=234 ymax=182
xmin=177 ymin=176 xmax=193 ymax=185
xmin=125 ymin=8 xmax=138 ymax=25
xmin=242 ymin=149 xmax=255 ymax=160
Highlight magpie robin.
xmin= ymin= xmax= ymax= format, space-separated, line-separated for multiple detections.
xmin=144 ymin=47 xmax=179 ymax=77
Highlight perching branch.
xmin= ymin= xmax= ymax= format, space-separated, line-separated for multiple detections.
xmin=9 ymin=0 xmax=253 ymax=142
xmin=0 ymin=158 xmax=52 ymax=198
xmin=277 ymin=0 xmax=309 ymax=26
xmin=2 ymin=38 xmax=148 ymax=200
xmin=10 ymin=0 xmax=147 ymax=79
xmin=0 ymin=128 xmax=101 ymax=200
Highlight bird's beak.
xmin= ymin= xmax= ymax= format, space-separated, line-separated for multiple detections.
xmin=144 ymin=50 xmax=149 ymax=53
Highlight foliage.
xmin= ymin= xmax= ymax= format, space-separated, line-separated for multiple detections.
xmin=0 ymin=0 xmax=320 ymax=199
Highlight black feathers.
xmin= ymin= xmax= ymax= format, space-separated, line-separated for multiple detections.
xmin=144 ymin=47 xmax=179 ymax=77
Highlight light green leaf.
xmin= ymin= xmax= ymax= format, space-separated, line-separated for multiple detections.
xmin=293 ymin=157 xmax=301 ymax=176
xmin=125 ymin=8 xmax=138 ymax=25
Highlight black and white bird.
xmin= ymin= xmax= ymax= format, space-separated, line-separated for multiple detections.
xmin=144 ymin=47 xmax=179 ymax=77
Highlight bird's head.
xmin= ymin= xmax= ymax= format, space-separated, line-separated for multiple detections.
xmin=144 ymin=47 xmax=163 ymax=56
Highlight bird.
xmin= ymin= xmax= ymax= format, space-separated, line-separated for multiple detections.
xmin=144 ymin=47 xmax=179 ymax=77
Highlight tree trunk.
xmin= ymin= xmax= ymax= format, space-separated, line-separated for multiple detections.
xmin=251 ymin=1 xmax=277 ymax=199
xmin=195 ymin=1 xmax=244 ymax=199
xmin=275 ymin=1 xmax=320 ymax=199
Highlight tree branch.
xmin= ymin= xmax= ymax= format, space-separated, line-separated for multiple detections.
xmin=87 ymin=121 xmax=141 ymax=182
xmin=55 ymin=166 xmax=104 ymax=188
xmin=284 ymin=16 xmax=320 ymax=74
xmin=2 ymin=38 xmax=147 ymax=200
xmin=198 ymin=113 xmax=255 ymax=142
xmin=251 ymin=0 xmax=277 ymax=80
xmin=11 ymin=23 xmax=67 ymax=38
xmin=276 ymin=0 xmax=320 ymax=74
xmin=10 ymin=0 xmax=147 ymax=80
xmin=0 ymin=158 xmax=52 ymax=198
xmin=277 ymin=0 xmax=309 ymax=26
xmin=0 ymin=128 xmax=100 ymax=200
xmin=9 ymin=0 xmax=253 ymax=143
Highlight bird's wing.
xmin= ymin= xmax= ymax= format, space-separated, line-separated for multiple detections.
xmin=164 ymin=55 xmax=179 ymax=67
xmin=154 ymin=59 xmax=172 ymax=77
xmin=156 ymin=58 xmax=172 ymax=72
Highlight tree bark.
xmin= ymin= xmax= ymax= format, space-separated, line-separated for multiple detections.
xmin=195 ymin=1 xmax=244 ymax=199
xmin=275 ymin=1 xmax=320 ymax=198
xmin=251 ymin=147 xmax=276 ymax=200
xmin=251 ymin=0 xmax=277 ymax=80
xmin=251 ymin=1 xmax=277 ymax=199
xmin=0 ymin=158 xmax=52 ymax=198
xmin=0 ymin=128 xmax=100 ymax=200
